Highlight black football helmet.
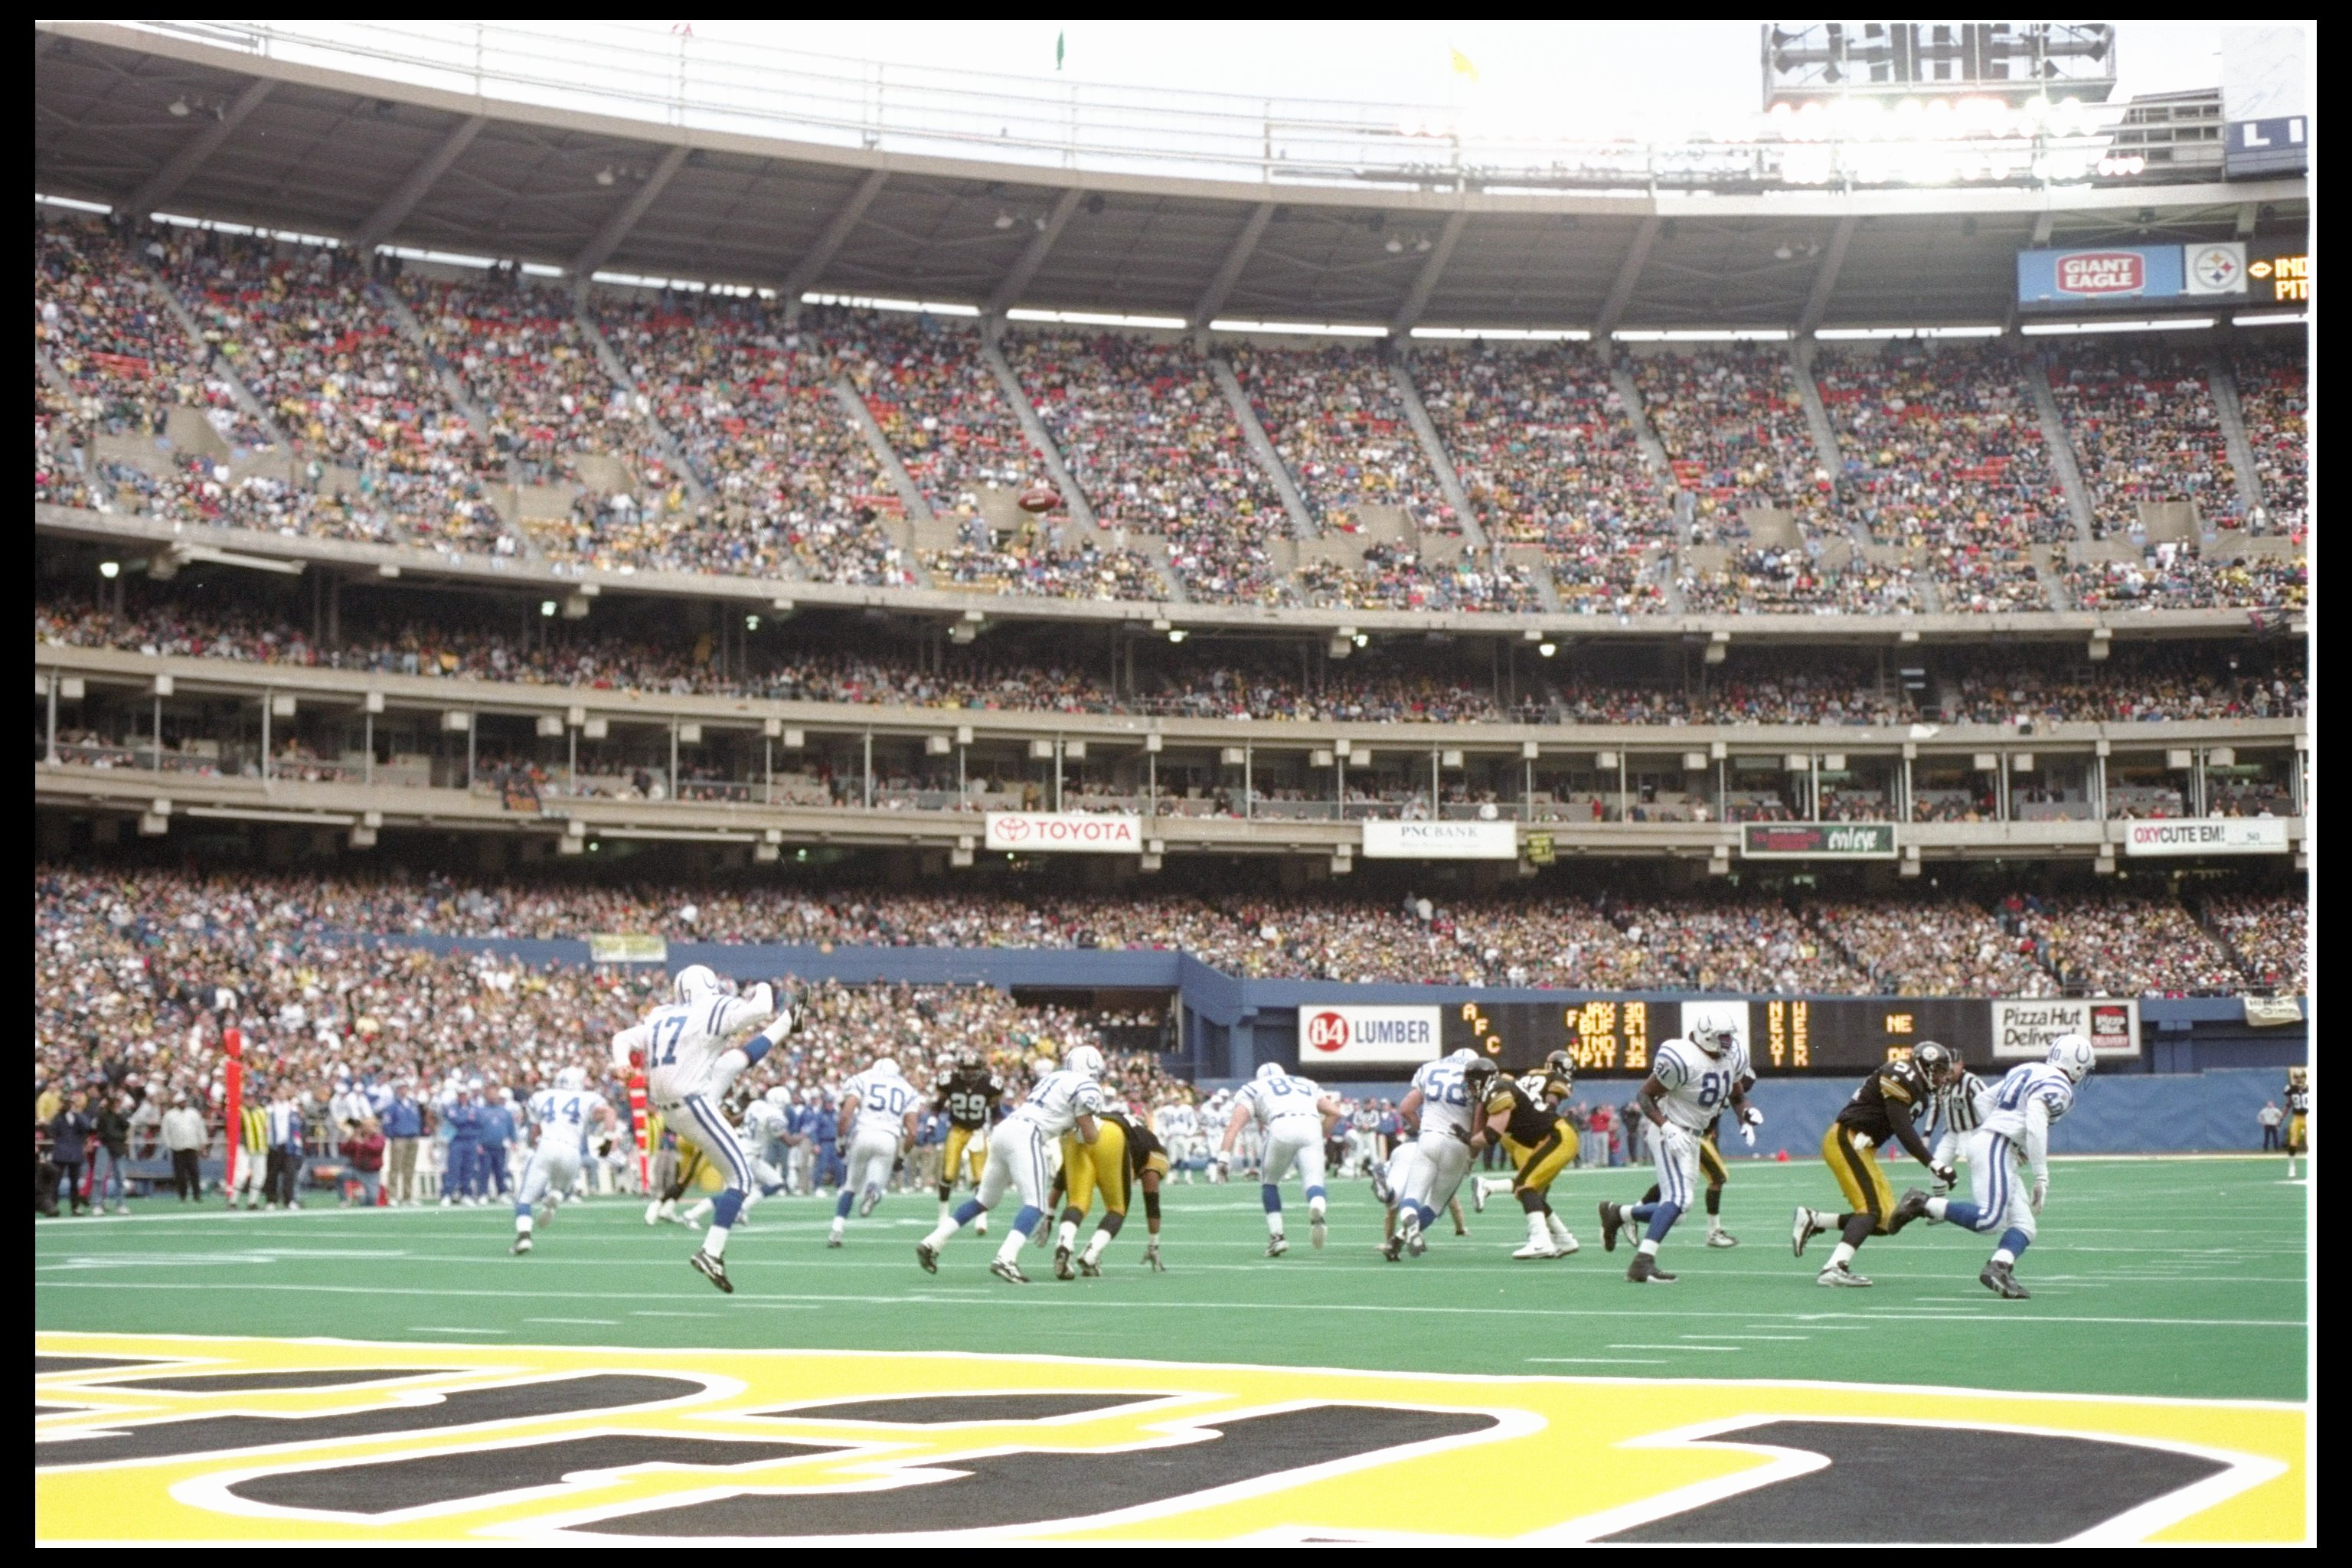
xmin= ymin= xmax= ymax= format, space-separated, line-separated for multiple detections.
xmin=1912 ymin=1040 xmax=1957 ymax=1086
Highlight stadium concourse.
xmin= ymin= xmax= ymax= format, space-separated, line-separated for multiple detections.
xmin=32 ymin=17 xmax=2309 ymax=1547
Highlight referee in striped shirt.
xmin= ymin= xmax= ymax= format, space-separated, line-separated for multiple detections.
xmin=1925 ymin=1051 xmax=1991 ymax=1196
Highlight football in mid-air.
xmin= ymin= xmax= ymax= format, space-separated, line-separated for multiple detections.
xmin=1018 ymin=482 xmax=1063 ymax=513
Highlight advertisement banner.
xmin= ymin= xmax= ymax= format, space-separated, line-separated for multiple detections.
xmin=2225 ymin=116 xmax=2308 ymax=178
xmin=1298 ymin=1003 xmax=1444 ymax=1067
xmin=1991 ymin=998 xmax=2140 ymax=1060
xmin=1740 ymin=822 xmax=1897 ymax=859
xmin=586 ymin=933 xmax=668 ymax=964
xmin=2121 ymin=818 xmax=2289 ymax=857
xmin=2016 ymin=243 xmax=2246 ymax=309
xmin=983 ymin=812 xmax=1143 ymax=854
xmin=1361 ymin=820 xmax=1518 ymax=860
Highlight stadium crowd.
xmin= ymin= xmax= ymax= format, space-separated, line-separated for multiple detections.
xmin=1411 ymin=342 xmax=1677 ymax=612
xmin=1007 ymin=332 xmax=1292 ymax=605
xmin=1634 ymin=345 xmax=1830 ymax=547
xmin=1227 ymin=341 xmax=1452 ymax=536
xmin=35 ymin=864 xmax=2300 ymax=999
xmin=2047 ymin=341 xmax=2242 ymax=538
xmin=2230 ymin=337 xmax=2308 ymax=535
xmin=832 ymin=308 xmax=1032 ymax=511
xmin=34 ymin=583 xmax=2307 ymax=728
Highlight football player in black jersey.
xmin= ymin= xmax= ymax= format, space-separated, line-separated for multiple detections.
xmin=934 ymin=1050 xmax=1002 ymax=1237
xmin=2285 ymin=1065 xmax=2310 ymax=1179
xmin=1466 ymin=1050 xmax=1583 ymax=1259
xmin=1792 ymin=1044 xmax=1954 ymax=1286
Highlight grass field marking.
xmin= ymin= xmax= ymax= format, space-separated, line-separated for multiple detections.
xmin=524 ymin=1318 xmax=621 ymax=1327
xmin=1527 ymin=1357 xmax=1666 ymax=1365
xmin=1611 ymin=1344 xmax=1740 ymax=1353
xmin=38 ymin=1278 xmax=2309 ymax=1333
xmin=1694 ymin=1334 xmax=1808 ymax=1341
xmin=407 ymin=1327 xmax=510 ymax=1335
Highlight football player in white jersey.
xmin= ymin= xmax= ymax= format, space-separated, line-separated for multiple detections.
xmin=916 ymin=1044 xmax=1104 ymax=1284
xmin=1218 ymin=1062 xmax=1344 ymax=1256
xmin=1599 ymin=1023 xmax=1756 ymax=1283
xmin=1896 ymin=1032 xmax=2092 ymax=1300
xmin=511 ymin=1067 xmax=614 ymax=1255
xmin=609 ymin=964 xmax=795 ymax=1294
xmin=829 ymin=1056 xmax=921 ymax=1247
xmin=681 ymin=1086 xmax=793 ymax=1231
xmin=1383 ymin=1048 xmax=1482 ymax=1263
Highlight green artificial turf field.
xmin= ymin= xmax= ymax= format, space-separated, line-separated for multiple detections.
xmin=35 ymin=1155 xmax=2306 ymax=1402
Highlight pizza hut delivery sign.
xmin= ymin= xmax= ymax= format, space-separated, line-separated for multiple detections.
xmin=1300 ymin=1004 xmax=1442 ymax=1066
xmin=2056 ymin=251 xmax=2147 ymax=296
xmin=982 ymin=811 xmax=1142 ymax=854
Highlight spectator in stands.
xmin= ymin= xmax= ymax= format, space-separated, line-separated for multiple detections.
xmin=162 ymin=1092 xmax=207 ymax=1201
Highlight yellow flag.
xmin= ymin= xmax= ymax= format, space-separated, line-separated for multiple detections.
xmin=1450 ymin=47 xmax=1479 ymax=83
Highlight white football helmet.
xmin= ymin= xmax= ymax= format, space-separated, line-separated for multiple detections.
xmin=1065 ymin=1044 xmax=1106 ymax=1080
xmin=671 ymin=964 xmax=720 ymax=1004
xmin=871 ymin=1056 xmax=900 ymax=1078
xmin=1255 ymin=1061 xmax=1287 ymax=1081
xmin=764 ymin=1085 xmax=795 ymax=1107
xmin=1450 ymin=1047 xmax=1480 ymax=1063
xmin=2047 ymin=1032 xmax=2096 ymax=1084
xmin=554 ymin=1067 xmax=586 ymax=1092
xmin=1689 ymin=1023 xmax=1731 ymax=1057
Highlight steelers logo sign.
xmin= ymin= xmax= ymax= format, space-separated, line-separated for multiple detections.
xmin=36 ymin=1334 xmax=2303 ymax=1544
xmin=2189 ymin=245 xmax=2244 ymax=292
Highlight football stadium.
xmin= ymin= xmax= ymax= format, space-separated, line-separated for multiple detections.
xmin=34 ymin=19 xmax=2312 ymax=1544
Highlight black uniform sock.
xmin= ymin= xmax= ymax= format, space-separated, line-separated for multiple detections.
xmin=1518 ymin=1189 xmax=1547 ymax=1214
xmin=1641 ymin=1183 xmax=1661 ymax=1205
xmin=1841 ymin=1210 xmax=1877 ymax=1249
xmin=1094 ymin=1212 xmax=1125 ymax=1239
xmin=1706 ymin=1186 xmax=1722 ymax=1217
xmin=1142 ymin=1190 xmax=1161 ymax=1229
xmin=1057 ymin=1204 xmax=1083 ymax=1233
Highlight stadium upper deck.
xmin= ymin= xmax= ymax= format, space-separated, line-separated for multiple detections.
xmin=34 ymin=21 xmax=2308 ymax=639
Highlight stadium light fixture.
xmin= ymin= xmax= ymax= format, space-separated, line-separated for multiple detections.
xmin=746 ymin=614 xmax=760 ymax=630
xmin=2019 ymin=318 xmax=2216 ymax=336
xmin=2234 ymin=311 xmax=2308 ymax=328
xmin=539 ymin=599 xmax=556 ymax=616
xmin=1007 ymin=308 xmax=1187 ymax=330
xmin=1412 ymin=325 xmax=1591 ymax=342
xmin=1537 ymin=642 xmax=1557 ymax=658
xmin=168 ymin=96 xmax=190 ymax=117
xmin=1211 ymin=319 xmax=1390 ymax=338
xmin=1166 ymin=629 xmax=1187 ymax=644
xmin=99 ymin=560 xmax=120 ymax=580
xmin=993 ymin=211 xmax=1015 ymax=229
xmin=1384 ymin=237 xmax=1404 ymax=253
xmin=1352 ymin=634 xmax=1369 ymax=648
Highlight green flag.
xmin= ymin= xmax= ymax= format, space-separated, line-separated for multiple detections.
xmin=1056 ymin=30 xmax=1065 ymax=70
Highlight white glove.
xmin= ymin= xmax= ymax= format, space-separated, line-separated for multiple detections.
xmin=1741 ymin=1104 xmax=1764 ymax=1130
xmin=2030 ymin=1177 xmax=2047 ymax=1215
xmin=1931 ymin=1163 xmax=1956 ymax=1189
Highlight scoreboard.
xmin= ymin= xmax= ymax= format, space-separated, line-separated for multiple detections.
xmin=1438 ymin=998 xmax=1994 ymax=1075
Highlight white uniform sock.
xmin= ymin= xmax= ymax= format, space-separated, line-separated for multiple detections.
xmin=1638 ymin=1237 xmax=1660 ymax=1257
xmin=684 ymin=1199 xmax=714 ymax=1224
xmin=1081 ymin=1229 xmax=1110 ymax=1264
xmin=1828 ymin=1241 xmax=1857 ymax=1269
xmin=995 ymin=1228 xmax=1026 ymax=1265
xmin=703 ymin=1224 xmax=730 ymax=1259
xmin=1266 ymin=1211 xmax=1285 ymax=1238
xmin=921 ymin=1217 xmax=956 ymax=1249
xmin=516 ymin=1214 xmax=534 ymax=1236
xmin=1547 ymin=1211 xmax=1575 ymax=1246
xmin=1057 ymin=1220 xmax=1078 ymax=1252
xmin=1525 ymin=1211 xmax=1550 ymax=1248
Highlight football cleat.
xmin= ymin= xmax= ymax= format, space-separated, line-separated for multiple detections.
xmin=689 ymin=1251 xmax=733 ymax=1294
xmin=511 ymin=1236 xmax=532 ymax=1255
xmin=1790 ymin=1206 xmax=1816 ymax=1257
xmin=1076 ymin=1253 xmax=1102 ymax=1277
xmin=1399 ymin=1208 xmax=1423 ymax=1258
xmin=1547 ymin=1214 xmax=1581 ymax=1255
xmin=1981 ymin=1260 xmax=2031 ymax=1300
xmin=825 ymin=1233 xmax=844 ymax=1249
xmin=1265 ymin=1236 xmax=1289 ymax=1258
xmin=914 ymin=1240 xmax=939 ymax=1275
xmin=1707 ymin=1229 xmax=1740 ymax=1249
xmin=1381 ymin=1232 xmax=1406 ymax=1263
xmin=1370 ymin=1168 xmax=1393 ymax=1206
xmin=975 ymin=1214 xmax=988 ymax=1236
xmin=1142 ymin=1242 xmax=1165 ymax=1272
xmin=989 ymin=1256 xmax=1030 ymax=1285
xmin=1892 ymin=1188 xmax=1932 ymax=1230
xmin=1512 ymin=1240 xmax=1562 ymax=1260
xmin=1471 ymin=1180 xmax=1488 ymax=1214
xmin=1816 ymin=1261 xmax=1872 ymax=1287
xmin=642 ymin=1199 xmax=661 ymax=1226
xmin=1599 ymin=1201 xmax=1624 ymax=1253
xmin=1309 ymin=1214 xmax=1327 ymax=1250
xmin=1054 ymin=1244 xmax=1076 ymax=1280
xmin=858 ymin=1187 xmax=880 ymax=1219
xmin=1625 ymin=1253 xmax=1677 ymax=1284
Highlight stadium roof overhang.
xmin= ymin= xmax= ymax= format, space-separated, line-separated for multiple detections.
xmin=36 ymin=22 xmax=2308 ymax=332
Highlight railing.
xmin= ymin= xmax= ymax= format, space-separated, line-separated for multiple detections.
xmin=107 ymin=20 xmax=2167 ymax=196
